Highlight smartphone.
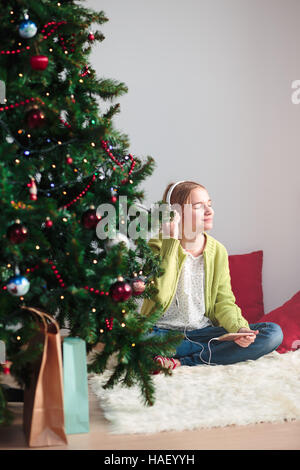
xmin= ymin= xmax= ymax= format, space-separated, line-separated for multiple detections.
xmin=216 ymin=332 xmax=256 ymax=342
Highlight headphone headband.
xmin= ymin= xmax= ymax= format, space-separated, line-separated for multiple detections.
xmin=166 ymin=180 xmax=186 ymax=205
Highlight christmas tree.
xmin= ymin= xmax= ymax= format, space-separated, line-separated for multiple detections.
xmin=0 ymin=0 xmax=183 ymax=424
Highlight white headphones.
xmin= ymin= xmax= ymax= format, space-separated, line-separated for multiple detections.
xmin=165 ymin=180 xmax=186 ymax=206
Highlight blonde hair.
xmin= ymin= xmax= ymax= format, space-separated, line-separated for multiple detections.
xmin=162 ymin=181 xmax=207 ymax=207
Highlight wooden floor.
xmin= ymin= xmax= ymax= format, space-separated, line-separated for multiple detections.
xmin=1 ymin=384 xmax=300 ymax=450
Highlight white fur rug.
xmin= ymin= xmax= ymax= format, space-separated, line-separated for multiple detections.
xmin=89 ymin=349 xmax=300 ymax=435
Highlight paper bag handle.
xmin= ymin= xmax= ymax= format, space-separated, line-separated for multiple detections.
xmin=21 ymin=306 xmax=60 ymax=334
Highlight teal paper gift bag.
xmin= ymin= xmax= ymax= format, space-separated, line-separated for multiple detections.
xmin=63 ymin=337 xmax=89 ymax=434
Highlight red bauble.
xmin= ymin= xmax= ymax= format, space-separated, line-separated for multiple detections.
xmin=109 ymin=276 xmax=132 ymax=302
xmin=30 ymin=55 xmax=49 ymax=71
xmin=81 ymin=207 xmax=100 ymax=229
xmin=88 ymin=33 xmax=95 ymax=41
xmin=7 ymin=221 xmax=28 ymax=244
xmin=45 ymin=217 xmax=53 ymax=228
xmin=26 ymin=108 xmax=46 ymax=129
xmin=131 ymin=278 xmax=146 ymax=296
xmin=66 ymin=156 xmax=73 ymax=165
xmin=111 ymin=195 xmax=117 ymax=203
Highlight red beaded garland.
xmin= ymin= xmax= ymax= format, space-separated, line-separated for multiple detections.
xmin=62 ymin=174 xmax=96 ymax=209
xmin=84 ymin=286 xmax=109 ymax=296
xmin=80 ymin=65 xmax=90 ymax=77
xmin=105 ymin=317 xmax=113 ymax=331
xmin=0 ymin=97 xmax=44 ymax=113
xmin=100 ymin=140 xmax=136 ymax=176
xmin=59 ymin=33 xmax=75 ymax=54
xmin=45 ymin=259 xmax=66 ymax=288
xmin=60 ymin=117 xmax=72 ymax=129
xmin=1 ymin=21 xmax=67 ymax=55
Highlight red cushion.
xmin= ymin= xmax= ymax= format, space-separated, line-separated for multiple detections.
xmin=228 ymin=250 xmax=264 ymax=323
xmin=257 ymin=291 xmax=300 ymax=353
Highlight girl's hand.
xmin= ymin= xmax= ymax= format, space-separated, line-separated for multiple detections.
xmin=162 ymin=209 xmax=181 ymax=239
xmin=234 ymin=328 xmax=259 ymax=348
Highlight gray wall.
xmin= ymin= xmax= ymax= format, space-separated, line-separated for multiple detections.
xmin=87 ymin=0 xmax=300 ymax=314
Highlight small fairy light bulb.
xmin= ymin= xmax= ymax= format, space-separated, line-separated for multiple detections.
xmin=90 ymin=142 xmax=95 ymax=147
xmin=93 ymin=259 xmax=98 ymax=264
xmin=35 ymin=245 xmax=40 ymax=250
xmin=60 ymin=295 xmax=64 ymax=300
xmin=16 ymin=336 xmax=21 ymax=341
xmin=121 ymin=322 xmax=126 ymax=328
xmin=99 ymin=329 xmax=104 ymax=334
xmin=131 ymin=343 xmax=136 ymax=348
xmin=92 ymin=308 xmax=96 ymax=313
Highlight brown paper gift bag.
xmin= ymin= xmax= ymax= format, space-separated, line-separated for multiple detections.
xmin=21 ymin=306 xmax=68 ymax=447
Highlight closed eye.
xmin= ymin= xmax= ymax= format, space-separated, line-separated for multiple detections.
xmin=193 ymin=201 xmax=212 ymax=209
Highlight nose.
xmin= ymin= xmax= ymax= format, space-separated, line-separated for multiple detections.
xmin=204 ymin=204 xmax=213 ymax=212
xmin=204 ymin=205 xmax=213 ymax=218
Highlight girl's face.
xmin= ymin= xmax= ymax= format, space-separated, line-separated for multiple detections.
xmin=181 ymin=187 xmax=214 ymax=237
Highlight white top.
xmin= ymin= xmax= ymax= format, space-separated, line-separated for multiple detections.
xmin=155 ymin=250 xmax=213 ymax=331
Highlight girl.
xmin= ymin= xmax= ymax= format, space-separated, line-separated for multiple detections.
xmin=140 ymin=180 xmax=283 ymax=370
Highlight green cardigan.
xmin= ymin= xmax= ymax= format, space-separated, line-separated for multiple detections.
xmin=140 ymin=231 xmax=250 ymax=333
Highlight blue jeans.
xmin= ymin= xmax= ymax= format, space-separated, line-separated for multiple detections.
xmin=150 ymin=322 xmax=283 ymax=366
